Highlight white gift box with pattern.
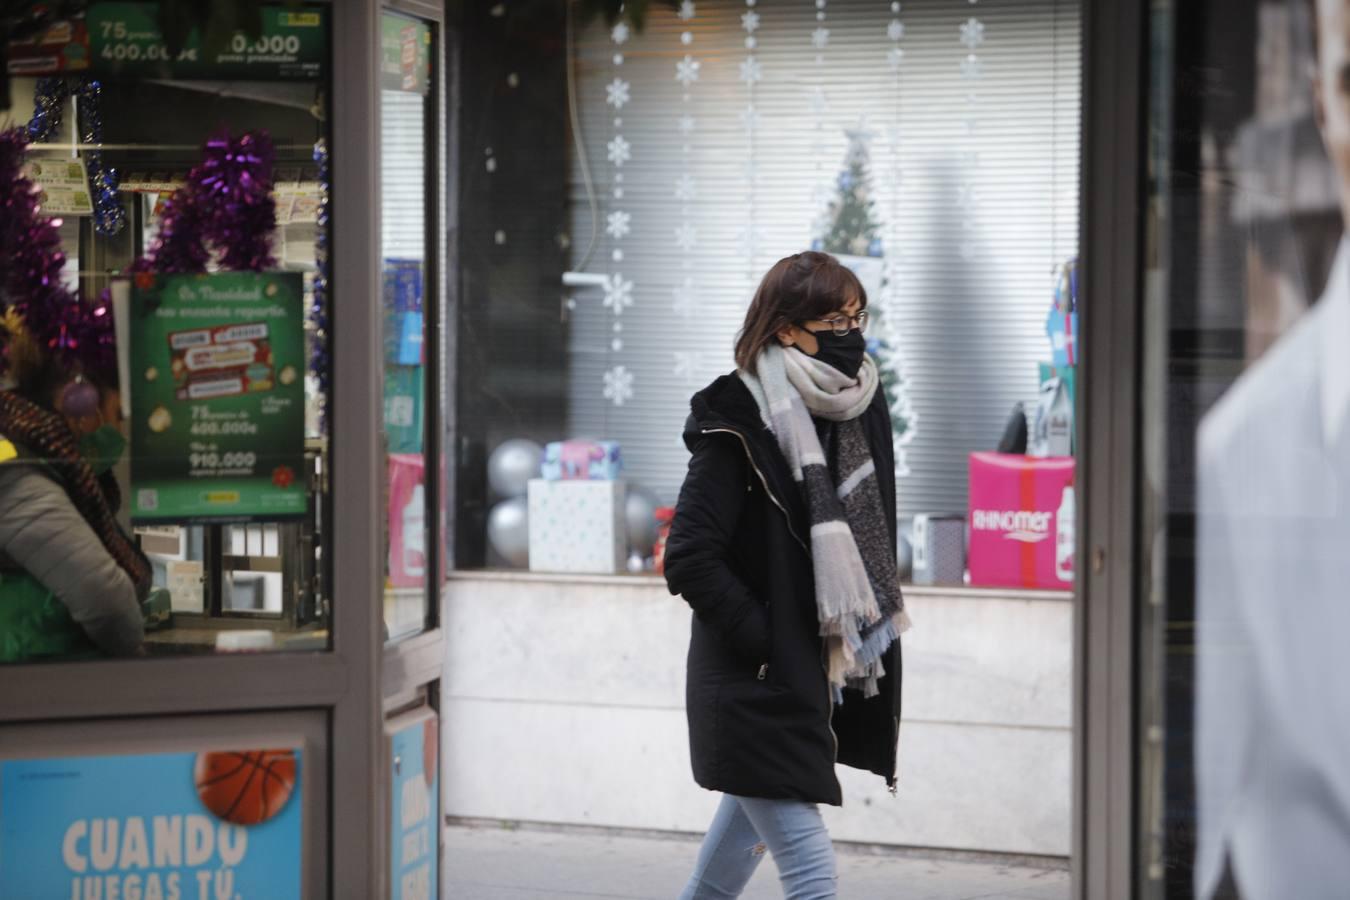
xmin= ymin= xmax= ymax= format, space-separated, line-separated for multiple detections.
xmin=527 ymin=479 xmax=627 ymax=574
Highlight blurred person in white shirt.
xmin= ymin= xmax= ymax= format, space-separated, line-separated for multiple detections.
xmin=1196 ymin=1 xmax=1350 ymax=897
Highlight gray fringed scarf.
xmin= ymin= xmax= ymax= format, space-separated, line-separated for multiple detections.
xmin=740 ymin=344 xmax=910 ymax=701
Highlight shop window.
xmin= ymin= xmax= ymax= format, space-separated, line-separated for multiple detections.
xmin=0 ymin=4 xmax=333 ymax=661
xmin=453 ymin=0 xmax=1081 ymax=585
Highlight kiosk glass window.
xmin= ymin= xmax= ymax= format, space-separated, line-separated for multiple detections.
xmin=0 ymin=4 xmax=334 ymax=661
xmin=380 ymin=11 xmax=438 ymax=642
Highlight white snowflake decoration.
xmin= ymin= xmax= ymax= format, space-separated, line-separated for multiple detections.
xmin=674 ymin=174 xmax=697 ymax=202
xmin=736 ymin=224 xmax=765 ymax=257
xmin=673 ymin=351 xmax=703 ymax=382
xmin=679 ymin=115 xmax=696 ymax=135
xmin=741 ymin=10 xmax=760 ymax=32
xmin=888 ymin=47 xmax=905 ymax=70
xmin=604 ymin=274 xmax=634 ymax=314
xmin=961 ymin=54 xmax=983 ymax=79
xmin=607 ymin=135 xmax=632 ymax=166
xmin=809 ymin=86 xmax=828 ymax=116
xmin=740 ymin=104 xmax=762 ymax=134
xmin=679 ymin=0 xmax=696 ymax=20
xmin=606 ymin=78 xmax=631 ymax=109
xmin=888 ymin=19 xmax=905 ymax=42
xmin=674 ymin=223 xmax=698 ymax=251
xmin=676 ymin=55 xmax=702 ymax=87
xmin=603 ymin=366 xmax=635 ymax=407
xmin=606 ymin=210 xmax=631 ymax=239
xmin=611 ymin=22 xmax=630 ymax=45
xmin=812 ymin=27 xmax=830 ymax=50
xmin=672 ymin=278 xmax=696 ymax=318
xmin=739 ymin=56 xmax=763 ymax=86
xmin=961 ymin=17 xmax=985 ymax=49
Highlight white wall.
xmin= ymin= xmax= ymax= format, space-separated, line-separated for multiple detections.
xmin=442 ymin=573 xmax=1071 ymax=857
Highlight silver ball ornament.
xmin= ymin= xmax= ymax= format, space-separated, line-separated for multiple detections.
xmin=487 ymin=497 xmax=530 ymax=568
xmin=487 ymin=439 xmax=543 ymax=499
xmin=625 ymin=485 xmax=661 ymax=555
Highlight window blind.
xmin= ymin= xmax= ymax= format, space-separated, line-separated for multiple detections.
xmin=565 ymin=0 xmax=1080 ymax=516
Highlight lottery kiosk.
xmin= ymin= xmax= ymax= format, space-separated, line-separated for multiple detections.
xmin=0 ymin=3 xmax=449 ymax=897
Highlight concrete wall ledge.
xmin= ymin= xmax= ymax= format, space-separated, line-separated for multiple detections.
xmin=442 ymin=572 xmax=1072 ymax=856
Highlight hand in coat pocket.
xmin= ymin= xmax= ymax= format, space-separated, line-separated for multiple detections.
xmin=727 ymin=603 xmax=770 ymax=667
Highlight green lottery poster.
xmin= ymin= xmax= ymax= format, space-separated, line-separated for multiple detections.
xmin=129 ymin=272 xmax=307 ymax=523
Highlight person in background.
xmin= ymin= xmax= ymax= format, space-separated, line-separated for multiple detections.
xmin=1195 ymin=1 xmax=1350 ymax=896
xmin=664 ymin=251 xmax=906 ymax=900
xmin=0 ymin=312 xmax=149 ymax=661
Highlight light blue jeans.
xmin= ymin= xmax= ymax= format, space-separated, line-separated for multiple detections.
xmin=678 ymin=793 xmax=838 ymax=900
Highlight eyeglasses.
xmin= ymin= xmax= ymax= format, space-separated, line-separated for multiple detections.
xmin=804 ymin=311 xmax=869 ymax=336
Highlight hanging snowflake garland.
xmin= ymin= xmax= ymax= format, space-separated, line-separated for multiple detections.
xmin=875 ymin=0 xmax=917 ymax=477
xmin=605 ymin=18 xmax=634 ymax=373
xmin=606 ymin=77 xmax=631 ymax=108
xmin=959 ymin=3 xmax=984 ymax=262
xmin=675 ymin=56 xmax=701 ymax=87
xmin=606 ymin=210 xmax=632 ymax=239
xmin=672 ymin=278 xmax=696 ymax=319
xmin=603 ymin=365 xmax=635 ymax=407
xmin=740 ymin=0 xmax=762 ymax=282
xmin=673 ymin=351 xmax=702 ymax=384
xmin=606 ymin=135 xmax=632 ymax=166
xmin=670 ymin=2 xmax=700 ymax=351
xmin=604 ymin=273 xmax=634 ymax=314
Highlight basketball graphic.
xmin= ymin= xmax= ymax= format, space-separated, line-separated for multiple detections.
xmin=194 ymin=749 xmax=297 ymax=826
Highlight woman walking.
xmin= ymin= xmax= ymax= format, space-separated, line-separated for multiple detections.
xmin=664 ymin=251 xmax=908 ymax=900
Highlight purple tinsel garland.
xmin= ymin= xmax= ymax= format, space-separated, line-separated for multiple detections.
xmin=0 ymin=128 xmax=116 ymax=380
xmin=134 ymin=131 xmax=277 ymax=275
xmin=1 ymin=127 xmax=281 ymax=382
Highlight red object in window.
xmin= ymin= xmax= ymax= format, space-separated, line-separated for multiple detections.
xmin=653 ymin=506 xmax=676 ymax=576
xmin=271 ymin=465 xmax=295 ymax=489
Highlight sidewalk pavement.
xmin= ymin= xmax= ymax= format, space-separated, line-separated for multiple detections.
xmin=446 ymin=824 xmax=1070 ymax=900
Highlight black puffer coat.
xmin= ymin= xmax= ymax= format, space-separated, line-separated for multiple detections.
xmin=663 ymin=373 xmax=903 ymax=806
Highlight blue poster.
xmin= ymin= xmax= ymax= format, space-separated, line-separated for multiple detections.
xmin=0 ymin=748 xmax=303 ymax=899
xmin=389 ymin=712 xmax=438 ymax=900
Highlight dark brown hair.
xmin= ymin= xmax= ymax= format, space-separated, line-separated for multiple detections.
xmin=734 ymin=251 xmax=867 ymax=372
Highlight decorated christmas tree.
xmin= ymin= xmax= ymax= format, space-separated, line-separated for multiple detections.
xmin=812 ymin=127 xmax=916 ymax=474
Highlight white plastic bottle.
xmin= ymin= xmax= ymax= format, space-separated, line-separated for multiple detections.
xmin=403 ymin=484 xmax=426 ymax=578
xmin=1055 ymin=482 xmax=1075 ymax=583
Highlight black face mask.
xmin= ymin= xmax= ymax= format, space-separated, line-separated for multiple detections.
xmin=810 ymin=328 xmax=867 ymax=379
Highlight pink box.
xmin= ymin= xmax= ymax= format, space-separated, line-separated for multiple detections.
xmin=968 ymin=452 xmax=1075 ymax=590
xmin=388 ymin=453 xmax=447 ymax=588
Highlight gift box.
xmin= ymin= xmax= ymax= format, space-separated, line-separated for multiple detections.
xmin=527 ymin=479 xmax=627 ymax=574
xmin=540 ymin=440 xmax=624 ymax=481
xmin=383 ymin=365 xmax=424 ymax=454
xmin=912 ymin=514 xmax=966 ymax=586
xmin=968 ymin=452 xmax=1076 ymax=590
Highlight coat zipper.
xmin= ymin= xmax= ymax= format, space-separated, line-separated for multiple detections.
xmin=701 ymin=426 xmax=840 ymax=780
xmin=701 ymin=427 xmax=808 ymax=553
